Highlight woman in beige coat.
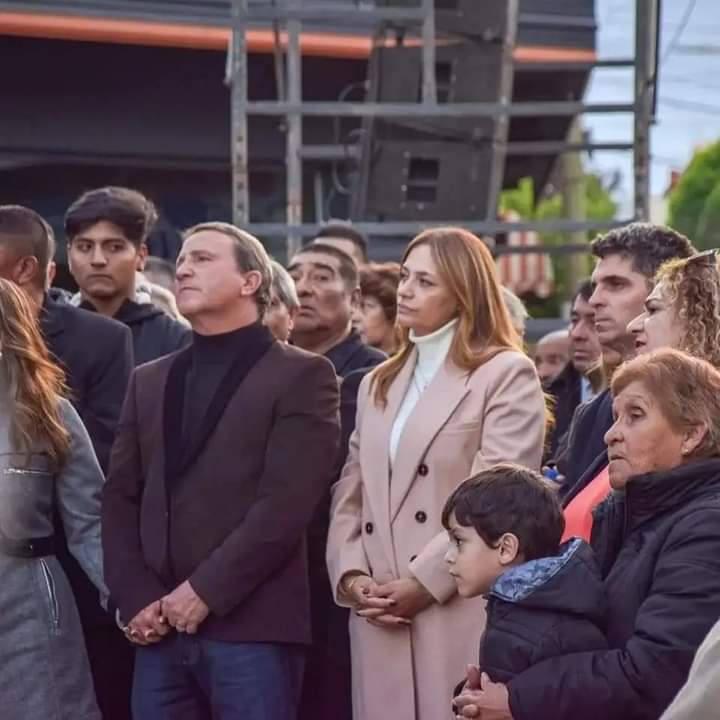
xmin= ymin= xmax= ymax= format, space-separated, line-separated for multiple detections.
xmin=326 ymin=227 xmax=546 ymax=720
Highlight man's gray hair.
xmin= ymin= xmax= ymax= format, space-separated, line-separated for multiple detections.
xmin=501 ymin=286 xmax=529 ymax=337
xmin=270 ymin=260 xmax=300 ymax=311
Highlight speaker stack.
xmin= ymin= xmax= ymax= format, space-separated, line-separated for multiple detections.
xmin=351 ymin=0 xmax=518 ymax=223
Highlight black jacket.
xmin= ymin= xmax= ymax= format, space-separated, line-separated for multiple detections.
xmin=325 ymin=329 xmax=386 ymax=379
xmin=481 ymin=538 xmax=607 ymax=684
xmin=39 ymin=295 xmax=134 ymax=633
xmin=546 ymin=363 xmax=582 ymax=460
xmin=81 ymin=298 xmax=191 ymax=366
xmin=300 ymin=335 xmax=385 ymax=720
xmin=509 ymin=458 xmax=720 ymax=720
xmin=558 ymin=388 xmax=613 ymax=499
xmin=40 ymin=295 xmax=133 ymax=472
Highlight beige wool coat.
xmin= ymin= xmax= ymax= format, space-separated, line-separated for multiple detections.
xmin=327 ymin=348 xmax=546 ymax=720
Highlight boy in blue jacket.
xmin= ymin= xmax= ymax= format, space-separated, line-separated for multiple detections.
xmin=443 ymin=463 xmax=608 ymax=712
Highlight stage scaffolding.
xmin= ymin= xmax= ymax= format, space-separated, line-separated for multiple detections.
xmin=226 ymin=0 xmax=660 ymax=261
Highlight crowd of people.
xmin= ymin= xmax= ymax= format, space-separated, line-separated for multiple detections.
xmin=2 ymin=187 xmax=720 ymax=720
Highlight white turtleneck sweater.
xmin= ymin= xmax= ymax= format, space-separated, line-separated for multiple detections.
xmin=389 ymin=318 xmax=459 ymax=464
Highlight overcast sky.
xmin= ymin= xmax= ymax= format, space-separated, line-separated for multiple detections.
xmin=583 ymin=0 xmax=720 ymax=213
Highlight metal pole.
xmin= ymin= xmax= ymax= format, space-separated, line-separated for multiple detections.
xmin=229 ymin=0 xmax=249 ymax=226
xmin=633 ymin=0 xmax=657 ymax=221
xmin=420 ymin=0 xmax=437 ymax=104
xmin=562 ymin=118 xmax=589 ymax=296
xmin=286 ymin=0 xmax=303 ymax=260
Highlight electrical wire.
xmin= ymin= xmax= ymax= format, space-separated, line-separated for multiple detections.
xmin=660 ymin=0 xmax=698 ymax=67
xmin=661 ymin=95 xmax=720 ymax=114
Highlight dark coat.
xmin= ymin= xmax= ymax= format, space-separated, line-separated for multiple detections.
xmin=481 ymin=538 xmax=607 ymax=684
xmin=558 ymin=388 xmax=613 ymax=499
xmin=508 ymin=458 xmax=720 ymax=720
xmin=40 ymin=295 xmax=135 ymax=720
xmin=81 ymin=298 xmax=191 ymax=366
xmin=40 ymin=295 xmax=134 ymax=472
xmin=325 ymin=330 xmax=386 ymax=379
xmin=546 ymin=363 xmax=582 ymax=460
xmin=300 ymin=336 xmax=385 ymax=720
xmin=102 ymin=338 xmax=341 ymax=644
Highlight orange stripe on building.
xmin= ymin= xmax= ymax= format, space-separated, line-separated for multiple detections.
xmin=0 ymin=11 xmax=597 ymax=62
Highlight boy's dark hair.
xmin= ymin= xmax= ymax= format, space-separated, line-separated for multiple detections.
xmin=442 ymin=463 xmax=565 ymax=561
xmin=65 ymin=186 xmax=158 ymax=247
xmin=314 ymin=222 xmax=369 ymax=262
xmin=292 ymin=242 xmax=359 ymax=291
xmin=574 ymin=278 xmax=593 ymax=303
xmin=0 ymin=205 xmax=53 ymax=287
xmin=591 ymin=222 xmax=695 ymax=282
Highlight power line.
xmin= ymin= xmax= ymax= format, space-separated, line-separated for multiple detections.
xmin=661 ymin=95 xmax=720 ymax=114
xmin=660 ymin=0 xmax=698 ymax=67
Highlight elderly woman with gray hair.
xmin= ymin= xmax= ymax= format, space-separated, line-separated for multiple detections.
xmin=265 ymin=260 xmax=300 ymax=342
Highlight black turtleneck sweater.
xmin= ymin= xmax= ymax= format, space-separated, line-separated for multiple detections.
xmin=182 ymin=323 xmax=273 ymax=442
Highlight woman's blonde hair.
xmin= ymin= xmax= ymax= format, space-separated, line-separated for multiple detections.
xmin=655 ymin=252 xmax=720 ymax=368
xmin=371 ymin=227 xmax=522 ymax=407
xmin=0 ymin=279 xmax=69 ymax=466
xmin=611 ymin=348 xmax=720 ymax=460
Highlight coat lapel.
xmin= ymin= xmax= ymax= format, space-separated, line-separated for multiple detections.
xmin=389 ymin=361 xmax=470 ymax=522
xmin=362 ymin=352 xmax=415 ymax=572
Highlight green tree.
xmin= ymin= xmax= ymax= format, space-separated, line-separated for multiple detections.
xmin=499 ymin=174 xmax=617 ymax=316
xmin=668 ymin=140 xmax=720 ymax=249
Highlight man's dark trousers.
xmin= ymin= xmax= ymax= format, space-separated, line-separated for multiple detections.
xmin=132 ymin=635 xmax=305 ymax=719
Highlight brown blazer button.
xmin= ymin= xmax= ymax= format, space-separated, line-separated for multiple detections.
xmin=417 ymin=463 xmax=429 ymax=476
xmin=410 ymin=554 xmax=418 ymax=562
xmin=365 ymin=522 xmax=374 ymax=534
xmin=415 ymin=511 xmax=427 ymax=524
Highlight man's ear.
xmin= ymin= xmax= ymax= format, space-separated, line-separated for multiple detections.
xmin=350 ymin=286 xmax=362 ymax=309
xmin=240 ymin=270 xmax=263 ymax=297
xmin=497 ymin=533 xmax=520 ymax=566
xmin=136 ymin=243 xmax=149 ymax=272
xmin=13 ymin=255 xmax=40 ymax=287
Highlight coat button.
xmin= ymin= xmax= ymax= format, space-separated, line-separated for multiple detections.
xmin=365 ymin=522 xmax=374 ymax=534
xmin=415 ymin=511 xmax=427 ymax=524
xmin=417 ymin=463 xmax=429 ymax=476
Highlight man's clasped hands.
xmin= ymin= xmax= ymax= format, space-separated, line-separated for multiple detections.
xmin=121 ymin=580 xmax=210 ymax=645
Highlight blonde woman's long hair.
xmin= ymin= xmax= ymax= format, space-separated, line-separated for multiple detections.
xmin=0 ymin=279 xmax=69 ymax=466
xmin=371 ymin=227 xmax=523 ymax=408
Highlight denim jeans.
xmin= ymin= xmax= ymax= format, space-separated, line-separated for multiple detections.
xmin=132 ymin=635 xmax=305 ymax=720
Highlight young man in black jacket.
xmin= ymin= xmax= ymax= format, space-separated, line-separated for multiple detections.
xmin=66 ymin=186 xmax=191 ymax=366
xmin=443 ymin=464 xmax=607 ymax=707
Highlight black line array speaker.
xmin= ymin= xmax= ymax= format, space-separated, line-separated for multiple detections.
xmin=378 ymin=0 xmax=515 ymax=41
xmin=352 ymin=0 xmax=518 ymax=223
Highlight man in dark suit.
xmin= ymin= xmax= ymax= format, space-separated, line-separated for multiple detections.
xmin=560 ymin=223 xmax=695 ymax=501
xmin=546 ymin=279 xmax=601 ymax=460
xmin=0 ymin=206 xmax=134 ymax=720
xmin=288 ymin=242 xmax=384 ymax=720
xmin=102 ymin=222 xmax=340 ymax=719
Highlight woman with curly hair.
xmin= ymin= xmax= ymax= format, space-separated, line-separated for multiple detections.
xmin=0 ymin=278 xmax=107 ymax=720
xmin=627 ymin=250 xmax=720 ymax=364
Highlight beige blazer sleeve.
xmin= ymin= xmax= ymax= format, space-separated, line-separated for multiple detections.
xmin=660 ymin=619 xmax=720 ymax=720
xmin=326 ymin=374 xmax=373 ymax=607
xmin=410 ymin=352 xmax=546 ymax=604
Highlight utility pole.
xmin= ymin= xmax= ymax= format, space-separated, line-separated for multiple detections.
xmin=562 ymin=118 xmax=588 ymax=298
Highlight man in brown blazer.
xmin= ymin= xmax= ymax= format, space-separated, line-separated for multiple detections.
xmin=102 ymin=222 xmax=340 ymax=720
